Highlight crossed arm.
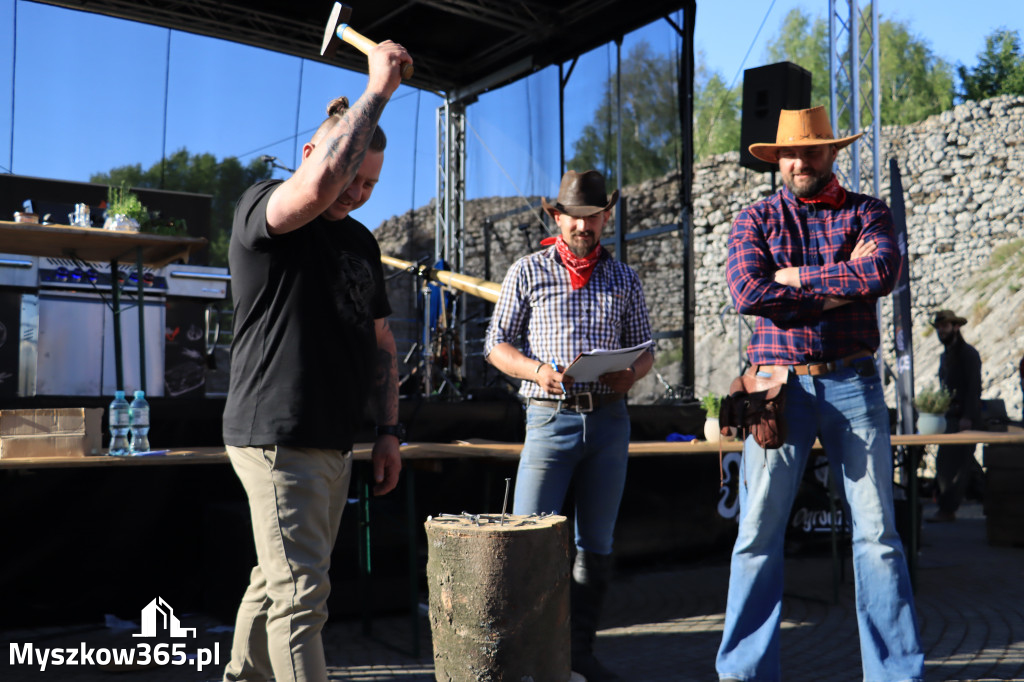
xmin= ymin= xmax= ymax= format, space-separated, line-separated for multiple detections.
xmin=774 ymin=238 xmax=878 ymax=309
xmin=728 ymin=204 xmax=899 ymax=322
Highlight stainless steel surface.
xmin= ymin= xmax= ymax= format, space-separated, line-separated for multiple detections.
xmin=3 ymin=256 xmax=226 ymax=398
xmin=0 ymin=252 xmax=38 ymax=288
xmin=18 ymin=294 xmax=37 ymax=397
xmin=165 ymin=264 xmax=230 ymax=299
xmin=37 ymin=257 xmax=167 ymax=294
xmin=24 ymin=291 xmax=166 ymax=397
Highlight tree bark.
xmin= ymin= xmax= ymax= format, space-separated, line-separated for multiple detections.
xmin=426 ymin=514 xmax=571 ymax=681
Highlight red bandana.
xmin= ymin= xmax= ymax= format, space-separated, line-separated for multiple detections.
xmin=796 ymin=174 xmax=846 ymax=209
xmin=543 ymin=236 xmax=602 ymax=289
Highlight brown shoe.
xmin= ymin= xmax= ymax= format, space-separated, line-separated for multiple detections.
xmin=927 ymin=510 xmax=956 ymax=523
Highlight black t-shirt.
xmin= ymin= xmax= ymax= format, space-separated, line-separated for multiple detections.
xmin=222 ymin=179 xmax=391 ymax=451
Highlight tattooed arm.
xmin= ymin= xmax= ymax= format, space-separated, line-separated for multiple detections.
xmin=371 ymin=317 xmax=401 ymax=496
xmin=266 ymin=40 xmax=411 ymax=234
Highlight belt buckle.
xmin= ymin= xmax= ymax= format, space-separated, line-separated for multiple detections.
xmin=574 ymin=392 xmax=594 ymax=413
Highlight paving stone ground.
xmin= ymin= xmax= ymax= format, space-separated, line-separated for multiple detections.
xmin=3 ymin=501 xmax=1022 ymax=681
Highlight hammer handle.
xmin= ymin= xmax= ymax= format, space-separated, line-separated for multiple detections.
xmin=339 ymin=24 xmax=414 ymax=80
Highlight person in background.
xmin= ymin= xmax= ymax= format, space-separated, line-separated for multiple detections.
xmin=716 ymin=106 xmax=923 ymax=682
xmin=484 ymin=169 xmax=654 ymax=682
xmin=1018 ymin=353 xmax=1024 ymax=423
xmin=221 ymin=40 xmax=410 ymax=682
xmin=929 ymin=309 xmax=984 ymax=523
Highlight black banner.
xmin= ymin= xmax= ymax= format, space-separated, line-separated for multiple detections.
xmin=888 ymin=159 xmax=915 ymax=434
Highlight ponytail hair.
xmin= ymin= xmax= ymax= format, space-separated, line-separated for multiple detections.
xmin=314 ymin=96 xmax=387 ymax=151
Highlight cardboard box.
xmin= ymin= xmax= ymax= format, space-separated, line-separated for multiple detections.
xmin=0 ymin=408 xmax=103 ymax=459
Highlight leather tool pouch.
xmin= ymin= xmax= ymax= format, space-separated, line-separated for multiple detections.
xmin=719 ymin=365 xmax=789 ymax=449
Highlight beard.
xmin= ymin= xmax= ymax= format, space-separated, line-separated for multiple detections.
xmin=565 ymin=234 xmax=598 ymax=258
xmin=938 ymin=329 xmax=958 ymax=346
xmin=785 ymin=167 xmax=833 ymax=199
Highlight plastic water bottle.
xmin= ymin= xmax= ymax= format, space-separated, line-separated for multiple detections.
xmin=129 ymin=390 xmax=151 ymax=454
xmin=108 ymin=390 xmax=130 ymax=456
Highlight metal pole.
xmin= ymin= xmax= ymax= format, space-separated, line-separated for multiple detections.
xmin=849 ymin=0 xmax=861 ymax=192
xmin=559 ymin=63 xmax=565 ymax=175
xmin=871 ymin=1 xmax=882 ymax=198
xmin=680 ymin=3 xmax=696 ymax=398
xmin=615 ymin=38 xmax=625 ymax=262
xmin=829 ymin=0 xmax=838 ymax=139
xmin=111 ymin=259 xmax=124 ymax=392
xmin=136 ymin=247 xmax=146 ymax=393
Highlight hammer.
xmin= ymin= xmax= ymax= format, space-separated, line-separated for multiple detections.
xmin=321 ymin=2 xmax=414 ymax=80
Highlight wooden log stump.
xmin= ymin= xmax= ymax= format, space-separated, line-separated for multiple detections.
xmin=426 ymin=513 xmax=571 ymax=681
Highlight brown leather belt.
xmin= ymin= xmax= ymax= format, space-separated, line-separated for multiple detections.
xmin=527 ymin=392 xmax=625 ymax=413
xmin=786 ymin=350 xmax=874 ymax=376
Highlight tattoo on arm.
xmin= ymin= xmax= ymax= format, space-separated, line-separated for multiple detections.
xmin=319 ymin=93 xmax=387 ymax=183
xmin=374 ymin=321 xmax=399 ymax=426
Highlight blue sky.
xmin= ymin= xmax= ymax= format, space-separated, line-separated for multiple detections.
xmin=1 ymin=0 xmax=1021 ymax=231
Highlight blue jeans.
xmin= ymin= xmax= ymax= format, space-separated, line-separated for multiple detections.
xmin=513 ymin=400 xmax=630 ymax=555
xmin=716 ymin=366 xmax=923 ymax=682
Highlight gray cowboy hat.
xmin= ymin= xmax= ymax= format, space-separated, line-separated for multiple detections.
xmin=541 ymin=170 xmax=619 ymax=218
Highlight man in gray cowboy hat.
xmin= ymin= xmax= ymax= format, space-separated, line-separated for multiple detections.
xmin=929 ymin=309 xmax=983 ymax=522
xmin=717 ymin=106 xmax=923 ymax=682
xmin=484 ymin=169 xmax=653 ymax=681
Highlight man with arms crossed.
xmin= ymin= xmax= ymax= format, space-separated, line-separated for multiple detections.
xmin=716 ymin=107 xmax=923 ymax=682
xmin=485 ymin=169 xmax=653 ymax=682
xmin=222 ymin=41 xmax=410 ymax=682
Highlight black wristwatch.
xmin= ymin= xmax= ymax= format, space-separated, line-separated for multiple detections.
xmin=375 ymin=423 xmax=406 ymax=441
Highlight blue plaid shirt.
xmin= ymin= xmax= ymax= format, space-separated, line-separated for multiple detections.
xmin=484 ymin=247 xmax=653 ymax=399
xmin=727 ymin=183 xmax=900 ymax=365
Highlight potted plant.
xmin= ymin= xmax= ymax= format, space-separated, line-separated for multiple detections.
xmin=701 ymin=394 xmax=724 ymax=442
xmin=103 ymin=181 xmax=148 ymax=232
xmin=914 ymin=385 xmax=953 ymax=435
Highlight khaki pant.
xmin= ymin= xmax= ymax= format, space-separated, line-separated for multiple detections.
xmin=223 ymin=445 xmax=352 ymax=682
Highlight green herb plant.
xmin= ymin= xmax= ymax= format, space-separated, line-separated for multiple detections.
xmin=106 ymin=181 xmax=150 ymax=227
xmin=701 ymin=393 xmax=722 ymax=420
xmin=914 ymin=385 xmax=954 ymax=414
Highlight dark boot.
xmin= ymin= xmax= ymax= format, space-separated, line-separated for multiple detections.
xmin=570 ymin=550 xmax=622 ymax=682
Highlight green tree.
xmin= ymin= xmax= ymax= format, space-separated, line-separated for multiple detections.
xmin=878 ymin=19 xmax=953 ymax=124
xmin=765 ymin=9 xmax=830 ymax=112
xmin=568 ymin=41 xmax=680 ymax=187
xmin=91 ymin=149 xmax=272 ymax=266
xmin=958 ymin=28 xmax=1024 ymax=101
xmin=693 ymin=59 xmax=741 ymax=160
xmin=764 ymin=8 xmax=953 ymax=127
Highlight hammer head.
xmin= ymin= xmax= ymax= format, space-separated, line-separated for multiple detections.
xmin=320 ymin=2 xmax=353 ymax=57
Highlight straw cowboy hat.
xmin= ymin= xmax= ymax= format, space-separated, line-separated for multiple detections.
xmin=541 ymin=170 xmax=619 ymax=218
xmin=748 ymin=106 xmax=864 ymax=164
xmin=932 ymin=309 xmax=967 ymax=327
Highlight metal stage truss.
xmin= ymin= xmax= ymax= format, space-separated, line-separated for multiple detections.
xmin=27 ymin=0 xmax=699 ymax=399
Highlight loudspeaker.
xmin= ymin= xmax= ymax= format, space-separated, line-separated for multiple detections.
xmin=740 ymin=62 xmax=812 ymax=173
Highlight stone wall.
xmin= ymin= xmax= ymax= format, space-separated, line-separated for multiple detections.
xmin=374 ymin=95 xmax=1024 ymax=418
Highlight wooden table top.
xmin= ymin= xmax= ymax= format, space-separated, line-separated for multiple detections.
xmin=0 ymin=442 xmax=512 ymax=469
xmin=0 ymin=220 xmax=207 ymax=267
xmin=1 ymin=430 xmax=1021 ymax=469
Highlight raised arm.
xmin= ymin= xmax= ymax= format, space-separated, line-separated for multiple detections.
xmin=266 ymin=41 xmax=411 ymax=234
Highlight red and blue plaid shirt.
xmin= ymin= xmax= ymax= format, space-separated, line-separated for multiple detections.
xmin=727 ymin=182 xmax=900 ymax=365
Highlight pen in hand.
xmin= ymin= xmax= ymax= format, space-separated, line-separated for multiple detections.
xmin=551 ymin=360 xmax=567 ymax=398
